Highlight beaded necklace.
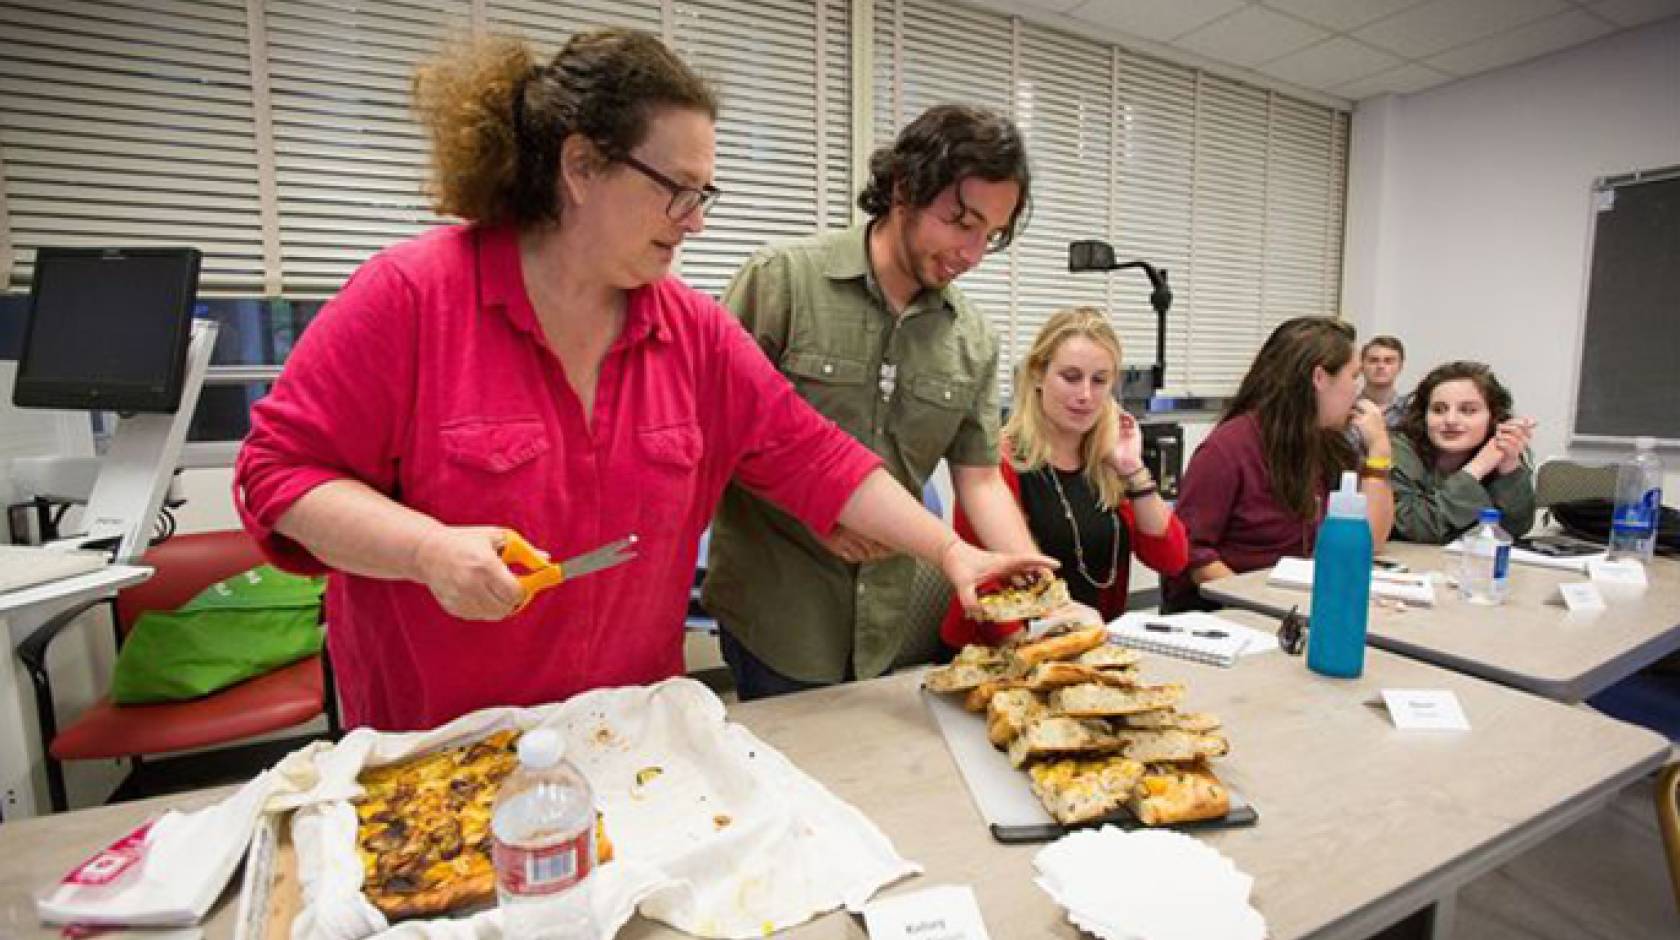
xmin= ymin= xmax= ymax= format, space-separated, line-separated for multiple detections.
xmin=1041 ymin=465 xmax=1121 ymax=590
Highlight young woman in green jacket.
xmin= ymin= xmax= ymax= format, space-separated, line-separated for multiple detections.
xmin=1391 ymin=361 xmax=1537 ymax=543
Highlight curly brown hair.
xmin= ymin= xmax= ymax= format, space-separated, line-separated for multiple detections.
xmin=857 ymin=104 xmax=1032 ymax=252
xmin=1223 ymin=316 xmax=1360 ymax=520
xmin=412 ymin=29 xmax=717 ymax=227
xmin=1399 ymin=361 xmax=1514 ymax=469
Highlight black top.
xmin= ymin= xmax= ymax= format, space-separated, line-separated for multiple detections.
xmin=1019 ymin=465 xmax=1128 ymax=610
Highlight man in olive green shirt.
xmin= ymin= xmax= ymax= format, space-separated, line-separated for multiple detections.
xmin=704 ymin=105 xmax=1041 ymax=699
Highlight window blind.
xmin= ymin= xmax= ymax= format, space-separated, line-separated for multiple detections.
xmin=872 ymin=0 xmax=1349 ymax=398
xmin=0 ymin=0 xmax=266 ymax=292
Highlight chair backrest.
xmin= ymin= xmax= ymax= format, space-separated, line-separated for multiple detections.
xmin=116 ymin=530 xmax=267 ymax=634
xmin=1534 ymin=457 xmax=1620 ymax=508
xmin=1658 ymin=763 xmax=1680 ymax=911
xmin=893 ymin=560 xmax=955 ymax=671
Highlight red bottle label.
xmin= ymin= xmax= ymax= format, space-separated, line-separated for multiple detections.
xmin=493 ymin=828 xmax=594 ymax=896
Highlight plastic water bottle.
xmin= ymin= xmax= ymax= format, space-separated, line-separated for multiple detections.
xmin=1307 ymin=472 xmax=1372 ymax=679
xmin=1608 ymin=437 xmax=1665 ymax=563
xmin=492 ymin=729 xmax=597 ymax=940
xmin=1459 ymin=508 xmax=1512 ymax=606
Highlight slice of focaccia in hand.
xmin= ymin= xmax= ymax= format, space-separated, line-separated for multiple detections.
xmin=986 ymin=688 xmax=1045 ymax=747
xmin=1117 ymin=709 xmax=1223 ymax=733
xmin=1129 ymin=761 xmax=1231 ymax=826
xmin=1005 ymin=627 xmax=1109 ymax=678
xmin=1049 ymin=682 xmax=1186 ymax=718
xmin=977 ymin=570 xmax=1072 ymax=622
xmin=1028 ymin=755 xmax=1147 ymax=826
xmin=1114 ymin=728 xmax=1230 ymax=763
xmin=1006 ymin=716 xmax=1121 ymax=768
xmin=1076 ymin=643 xmax=1144 ymax=670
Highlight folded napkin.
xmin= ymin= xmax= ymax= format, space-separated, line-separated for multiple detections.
xmin=36 ymin=771 xmax=276 ymax=927
xmin=1034 ymin=827 xmax=1266 ymax=940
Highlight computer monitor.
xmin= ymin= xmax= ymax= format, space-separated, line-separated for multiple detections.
xmin=12 ymin=246 xmax=201 ymax=414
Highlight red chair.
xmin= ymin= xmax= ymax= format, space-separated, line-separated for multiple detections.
xmin=19 ymin=530 xmax=339 ymax=812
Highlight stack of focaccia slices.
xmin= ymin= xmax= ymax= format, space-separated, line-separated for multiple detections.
xmin=924 ymin=624 xmax=1232 ymax=828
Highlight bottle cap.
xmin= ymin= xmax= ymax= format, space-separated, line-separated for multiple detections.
xmin=1478 ymin=507 xmax=1501 ymax=524
xmin=517 ymin=728 xmax=563 ymax=769
xmin=1326 ymin=471 xmax=1367 ymax=519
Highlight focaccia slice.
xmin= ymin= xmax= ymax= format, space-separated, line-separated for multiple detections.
xmin=1048 ymin=682 xmax=1186 ymax=718
xmin=1006 ymin=715 xmax=1121 ymax=768
xmin=964 ymin=678 xmax=1026 ymax=713
xmin=1005 ymin=626 xmax=1108 ymax=677
xmin=923 ymin=659 xmax=1006 ymax=694
xmin=1129 ymin=761 xmax=1230 ymax=826
xmin=986 ymin=688 xmax=1045 ymax=747
xmin=1076 ymin=644 xmax=1144 ymax=670
xmin=1114 ymin=728 xmax=1230 ymax=763
xmin=1116 ymin=709 xmax=1223 ymax=733
xmin=1027 ymin=755 xmax=1147 ymax=825
xmin=977 ymin=571 xmax=1071 ymax=622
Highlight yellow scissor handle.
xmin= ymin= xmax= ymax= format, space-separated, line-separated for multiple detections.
xmin=500 ymin=530 xmax=565 ymax=608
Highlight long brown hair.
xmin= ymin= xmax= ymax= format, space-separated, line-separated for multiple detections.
xmin=1223 ymin=316 xmax=1359 ymax=519
xmin=412 ymin=29 xmax=717 ymax=227
xmin=1400 ymin=361 xmax=1514 ymax=470
xmin=1004 ymin=307 xmax=1127 ymax=509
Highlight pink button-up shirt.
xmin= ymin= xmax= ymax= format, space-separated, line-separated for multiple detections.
xmin=235 ymin=224 xmax=880 ymax=730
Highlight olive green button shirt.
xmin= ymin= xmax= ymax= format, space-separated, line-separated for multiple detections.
xmin=702 ymin=223 xmax=1001 ymax=682
xmin=1391 ymin=434 xmax=1537 ymax=543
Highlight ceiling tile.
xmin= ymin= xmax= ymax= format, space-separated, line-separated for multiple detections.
xmin=1427 ymin=9 xmax=1614 ymax=74
xmin=1258 ymin=35 xmax=1404 ymax=89
xmin=1590 ymin=0 xmax=1680 ymax=27
xmin=1333 ymin=62 xmax=1454 ymax=99
xmin=1354 ymin=0 xmax=1571 ymax=58
xmin=1067 ymin=0 xmax=1249 ymax=42
xmin=1260 ymin=0 xmax=1431 ymax=33
xmin=1176 ymin=6 xmax=1331 ymax=67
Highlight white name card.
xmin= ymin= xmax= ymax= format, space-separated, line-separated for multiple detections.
xmin=1588 ymin=558 xmax=1649 ymax=593
xmin=1558 ymin=581 xmax=1607 ymax=613
xmin=863 ymin=885 xmax=992 ymax=940
xmin=1382 ymin=689 xmax=1471 ymax=732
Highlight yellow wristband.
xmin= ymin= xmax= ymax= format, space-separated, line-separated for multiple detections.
xmin=1363 ymin=455 xmax=1393 ymax=471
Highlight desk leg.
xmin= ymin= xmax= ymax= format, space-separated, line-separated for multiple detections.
xmin=0 ymin=613 xmax=43 ymax=819
xmin=1426 ymin=891 xmax=1458 ymax=940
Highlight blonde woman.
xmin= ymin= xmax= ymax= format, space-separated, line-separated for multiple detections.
xmin=941 ymin=308 xmax=1188 ymax=647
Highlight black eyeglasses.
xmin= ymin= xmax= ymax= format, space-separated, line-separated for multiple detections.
xmin=619 ymin=153 xmax=721 ymax=221
xmin=1278 ymin=605 xmax=1308 ymax=656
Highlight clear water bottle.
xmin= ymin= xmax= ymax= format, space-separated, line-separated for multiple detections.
xmin=1459 ymin=508 xmax=1512 ymax=606
xmin=1308 ymin=472 xmax=1372 ymax=679
xmin=1608 ymin=437 xmax=1664 ymax=563
xmin=492 ymin=729 xmax=597 ymax=940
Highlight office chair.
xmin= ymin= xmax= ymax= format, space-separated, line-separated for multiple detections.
xmin=892 ymin=560 xmax=955 ymax=672
xmin=1659 ymin=763 xmax=1680 ymax=912
xmin=18 ymin=529 xmax=339 ymax=812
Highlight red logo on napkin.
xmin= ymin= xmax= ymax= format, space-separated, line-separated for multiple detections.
xmin=63 ymin=820 xmax=154 ymax=887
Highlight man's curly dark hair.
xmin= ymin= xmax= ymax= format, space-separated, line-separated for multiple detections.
xmin=857 ymin=104 xmax=1032 ymax=252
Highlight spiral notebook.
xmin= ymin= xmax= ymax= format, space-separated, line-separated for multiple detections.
xmin=1106 ymin=612 xmax=1273 ymax=668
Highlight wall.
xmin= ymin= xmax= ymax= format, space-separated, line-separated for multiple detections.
xmin=1342 ymin=16 xmax=1680 ymax=496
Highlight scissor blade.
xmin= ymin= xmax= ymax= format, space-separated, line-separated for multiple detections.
xmin=560 ymin=535 xmax=639 ymax=579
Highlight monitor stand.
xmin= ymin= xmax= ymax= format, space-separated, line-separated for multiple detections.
xmin=48 ymin=320 xmax=219 ymax=562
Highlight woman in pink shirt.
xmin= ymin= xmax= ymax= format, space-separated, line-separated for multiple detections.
xmin=234 ymin=29 xmax=1049 ymax=731
xmin=1164 ymin=316 xmax=1394 ymax=612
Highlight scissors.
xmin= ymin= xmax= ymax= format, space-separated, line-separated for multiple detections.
xmin=500 ymin=531 xmax=638 ymax=611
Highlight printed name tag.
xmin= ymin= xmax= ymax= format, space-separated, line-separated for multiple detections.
xmin=1559 ymin=581 xmax=1607 ymax=613
xmin=1588 ymin=558 xmax=1649 ymax=590
xmin=863 ymin=885 xmax=992 ymax=940
xmin=1382 ymin=690 xmax=1471 ymax=731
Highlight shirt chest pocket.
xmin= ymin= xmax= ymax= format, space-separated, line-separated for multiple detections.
xmin=781 ymin=351 xmax=871 ymax=437
xmin=632 ymin=422 xmax=703 ymax=537
xmin=893 ymin=373 xmax=976 ymax=478
xmin=431 ymin=416 xmax=551 ymax=528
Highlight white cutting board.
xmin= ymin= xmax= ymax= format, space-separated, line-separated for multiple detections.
xmin=922 ymin=687 xmax=1056 ymax=829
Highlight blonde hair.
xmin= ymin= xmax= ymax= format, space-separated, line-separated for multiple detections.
xmin=1003 ymin=307 xmax=1127 ymax=509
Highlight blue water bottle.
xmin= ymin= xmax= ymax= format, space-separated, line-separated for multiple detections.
xmin=1307 ymin=471 xmax=1372 ymax=678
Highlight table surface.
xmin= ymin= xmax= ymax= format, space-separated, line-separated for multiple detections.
xmin=0 ymin=609 xmax=1669 ymax=940
xmin=1202 ymin=543 xmax=1680 ymax=702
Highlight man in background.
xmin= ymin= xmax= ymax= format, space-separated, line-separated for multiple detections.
xmin=703 ymin=104 xmax=1041 ymax=700
xmin=1360 ymin=335 xmax=1410 ymax=429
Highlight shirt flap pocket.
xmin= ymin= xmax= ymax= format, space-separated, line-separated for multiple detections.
xmin=638 ymin=422 xmax=702 ymax=468
xmin=910 ymin=374 xmax=975 ymax=410
xmin=440 ymin=416 xmax=550 ymax=473
xmin=783 ymin=351 xmax=868 ymax=385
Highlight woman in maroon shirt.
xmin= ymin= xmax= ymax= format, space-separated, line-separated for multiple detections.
xmin=1164 ymin=317 xmax=1394 ymax=612
xmin=942 ymin=308 xmax=1190 ymax=647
